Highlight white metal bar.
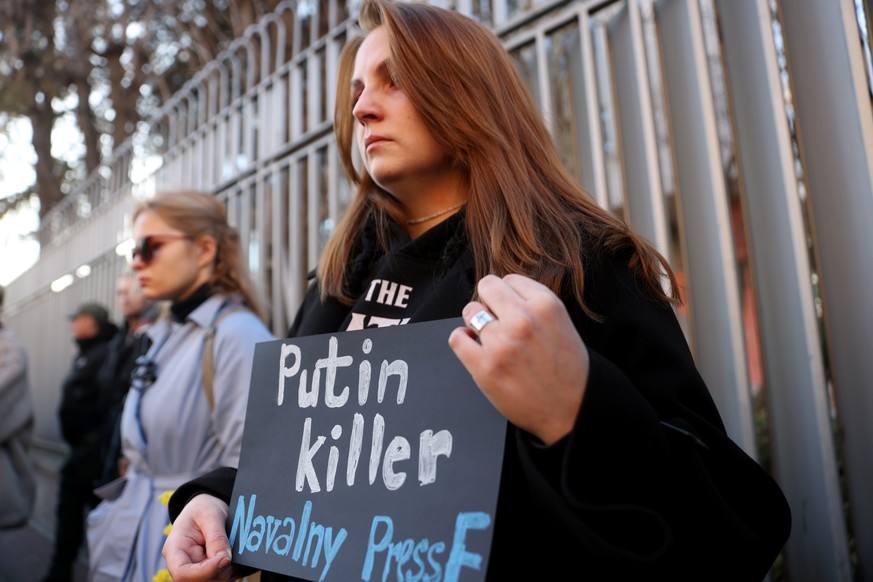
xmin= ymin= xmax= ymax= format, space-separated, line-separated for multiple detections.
xmin=309 ymin=48 xmax=323 ymax=130
xmin=291 ymin=62 xmax=303 ymax=140
xmin=778 ymin=0 xmax=873 ymax=577
xmin=269 ymin=169 xmax=287 ymax=333
xmin=307 ymin=150 xmax=320 ymax=269
xmin=607 ymin=0 xmax=670 ymax=258
xmin=578 ymin=10 xmax=610 ymax=208
xmin=717 ymin=1 xmax=853 ymax=579
xmin=655 ymin=0 xmax=756 ymax=455
xmin=535 ymin=30 xmax=554 ymax=132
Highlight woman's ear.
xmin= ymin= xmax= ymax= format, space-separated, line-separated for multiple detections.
xmin=195 ymin=235 xmax=218 ymax=268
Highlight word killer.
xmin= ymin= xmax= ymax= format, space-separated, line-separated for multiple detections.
xmin=296 ymin=412 xmax=453 ymax=493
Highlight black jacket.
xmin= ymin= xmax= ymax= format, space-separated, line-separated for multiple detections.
xmin=58 ymin=322 xmax=118 ymax=445
xmin=96 ymin=321 xmax=141 ymax=425
xmin=94 ymin=319 xmax=152 ymax=484
xmin=170 ymin=214 xmax=790 ymax=580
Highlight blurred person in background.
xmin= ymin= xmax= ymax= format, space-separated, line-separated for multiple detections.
xmin=94 ymin=269 xmax=160 ymax=488
xmin=0 ymin=284 xmax=36 ymax=530
xmin=86 ymin=190 xmax=274 ymax=582
xmin=42 ymin=302 xmax=118 ymax=582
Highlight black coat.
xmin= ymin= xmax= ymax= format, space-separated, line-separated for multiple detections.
xmin=58 ymin=323 xmax=118 ymax=445
xmin=170 ymin=216 xmax=790 ymax=581
xmin=94 ymin=321 xmax=152 ymax=484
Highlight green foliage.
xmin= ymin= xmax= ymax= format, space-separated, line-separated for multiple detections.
xmin=0 ymin=0 xmax=271 ymax=219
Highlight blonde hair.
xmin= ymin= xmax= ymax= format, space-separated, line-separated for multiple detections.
xmin=321 ymin=0 xmax=679 ymax=315
xmin=132 ymin=190 xmax=266 ymax=322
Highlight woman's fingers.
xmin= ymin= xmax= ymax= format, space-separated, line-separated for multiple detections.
xmin=450 ymin=274 xmax=590 ymax=444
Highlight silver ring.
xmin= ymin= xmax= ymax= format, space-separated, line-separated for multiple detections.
xmin=469 ymin=310 xmax=496 ymax=334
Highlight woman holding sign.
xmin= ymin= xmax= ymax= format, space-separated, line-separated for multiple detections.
xmin=163 ymin=1 xmax=791 ymax=580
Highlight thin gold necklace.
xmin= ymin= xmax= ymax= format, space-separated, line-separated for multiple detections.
xmin=406 ymin=202 xmax=465 ymax=225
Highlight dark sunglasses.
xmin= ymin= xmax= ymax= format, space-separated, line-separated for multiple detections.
xmin=130 ymin=234 xmax=192 ymax=264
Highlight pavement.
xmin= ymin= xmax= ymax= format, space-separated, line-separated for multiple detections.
xmin=0 ymin=522 xmax=88 ymax=582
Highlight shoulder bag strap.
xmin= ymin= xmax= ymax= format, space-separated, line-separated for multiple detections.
xmin=201 ymin=304 xmax=247 ymax=411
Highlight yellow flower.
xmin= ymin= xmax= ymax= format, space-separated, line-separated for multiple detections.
xmin=152 ymin=568 xmax=172 ymax=582
xmin=158 ymin=490 xmax=175 ymax=506
xmin=163 ymin=523 xmax=173 ymax=536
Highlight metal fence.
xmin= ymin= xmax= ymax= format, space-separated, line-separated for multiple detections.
xmin=4 ymin=0 xmax=872 ymax=580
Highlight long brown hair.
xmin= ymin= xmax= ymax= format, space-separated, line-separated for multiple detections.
xmin=132 ymin=190 xmax=266 ymax=322
xmin=322 ymin=0 xmax=679 ymax=314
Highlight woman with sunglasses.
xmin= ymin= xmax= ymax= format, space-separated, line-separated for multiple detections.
xmin=164 ymin=1 xmax=790 ymax=580
xmin=86 ymin=190 xmax=275 ymax=582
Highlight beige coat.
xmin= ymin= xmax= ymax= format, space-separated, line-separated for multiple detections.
xmin=86 ymin=295 xmax=274 ymax=581
xmin=0 ymin=327 xmax=35 ymax=529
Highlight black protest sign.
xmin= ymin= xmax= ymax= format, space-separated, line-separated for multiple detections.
xmin=228 ymin=317 xmax=507 ymax=582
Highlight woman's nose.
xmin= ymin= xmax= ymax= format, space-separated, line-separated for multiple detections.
xmin=129 ymin=254 xmax=145 ymax=270
xmin=353 ymin=89 xmax=379 ymax=122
